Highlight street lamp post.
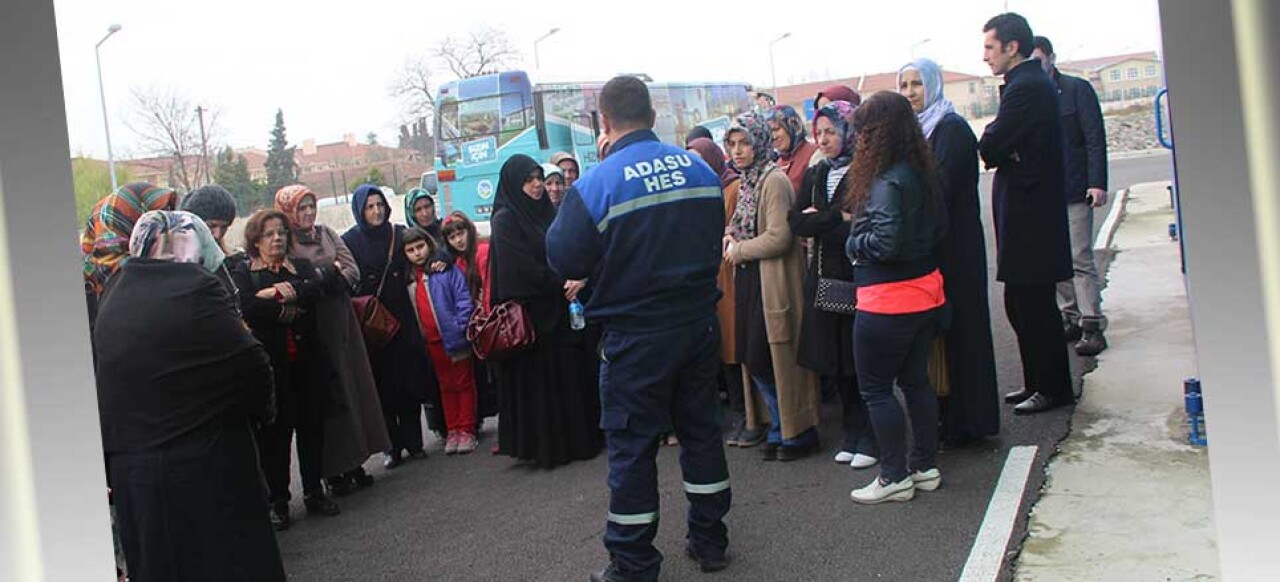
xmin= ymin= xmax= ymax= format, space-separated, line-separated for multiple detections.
xmin=534 ymin=28 xmax=561 ymax=71
xmin=910 ymin=38 xmax=932 ymax=60
xmin=95 ymin=24 xmax=122 ymax=192
xmin=768 ymin=32 xmax=792 ymax=98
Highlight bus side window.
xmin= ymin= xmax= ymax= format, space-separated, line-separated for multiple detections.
xmin=534 ymin=92 xmax=549 ymax=150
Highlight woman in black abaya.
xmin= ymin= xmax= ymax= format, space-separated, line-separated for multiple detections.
xmin=488 ymin=154 xmax=602 ymax=468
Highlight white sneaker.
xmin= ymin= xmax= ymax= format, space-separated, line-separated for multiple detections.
xmin=911 ymin=468 xmax=941 ymax=491
xmin=849 ymin=454 xmax=878 ymax=469
xmin=833 ymin=451 xmax=855 ymax=464
xmin=850 ymin=476 xmax=915 ymax=504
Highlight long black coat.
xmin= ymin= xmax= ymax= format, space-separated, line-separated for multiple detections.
xmin=788 ymin=161 xmax=855 ymax=378
xmin=342 ymin=222 xmax=436 ymax=409
xmin=931 ymin=112 xmax=1001 ymax=441
xmin=979 ymin=59 xmax=1073 ymax=285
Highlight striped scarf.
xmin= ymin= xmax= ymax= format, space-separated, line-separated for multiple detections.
xmin=81 ymin=183 xmax=177 ymax=296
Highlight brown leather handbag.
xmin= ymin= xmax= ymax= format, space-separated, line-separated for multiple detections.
xmin=466 ymin=300 xmax=536 ymax=361
xmin=351 ymin=234 xmax=400 ymax=349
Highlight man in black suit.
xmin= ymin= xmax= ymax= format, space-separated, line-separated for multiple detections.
xmin=1032 ymin=36 xmax=1111 ymax=357
xmin=978 ymin=13 xmax=1075 ymax=414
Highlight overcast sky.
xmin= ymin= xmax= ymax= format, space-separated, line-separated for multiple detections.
xmin=54 ymin=0 xmax=1163 ymax=160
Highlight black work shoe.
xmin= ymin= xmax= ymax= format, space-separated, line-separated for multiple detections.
xmin=1074 ymin=331 xmax=1108 ymax=357
xmin=347 ymin=468 xmax=374 ymax=490
xmin=384 ymin=450 xmax=404 ymax=470
xmin=269 ymin=502 xmax=291 ymax=531
xmin=685 ymin=542 xmax=729 ymax=573
xmin=304 ymin=492 xmax=340 ymax=517
xmin=1063 ymin=321 xmax=1083 ymax=342
xmin=777 ymin=441 xmax=818 ymax=462
xmin=736 ymin=425 xmax=768 ymax=448
xmin=760 ymin=442 xmax=780 ymax=461
xmin=1013 ymin=393 xmax=1062 ymax=415
xmin=589 ymin=562 xmax=640 ymax=582
xmin=408 ymin=448 xmax=429 ymax=461
xmin=325 ymin=476 xmax=356 ymax=497
xmin=1004 ymin=387 xmax=1036 ymax=405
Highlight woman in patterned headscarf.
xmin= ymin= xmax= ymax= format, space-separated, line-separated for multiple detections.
xmin=95 ymin=210 xmax=284 ymax=581
xmin=81 ymin=182 xmax=178 ymax=326
xmin=766 ymin=105 xmax=819 ymax=194
xmin=789 ymin=100 xmax=881 ymax=471
xmin=275 ymin=185 xmax=389 ymax=497
xmin=722 ymin=111 xmax=820 ymax=462
xmin=899 ymin=58 xmax=1000 ymax=448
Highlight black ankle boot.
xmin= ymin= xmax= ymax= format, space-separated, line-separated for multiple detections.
xmin=1075 ymin=330 xmax=1108 ymax=356
xmin=269 ymin=501 xmax=291 ymax=531
xmin=304 ymin=491 xmax=340 ymax=517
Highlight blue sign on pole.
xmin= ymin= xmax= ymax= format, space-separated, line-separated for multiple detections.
xmin=803 ymin=98 xmax=817 ymax=121
xmin=462 ymin=137 xmax=498 ymax=166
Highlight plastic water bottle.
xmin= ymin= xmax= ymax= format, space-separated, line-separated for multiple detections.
xmin=569 ymin=299 xmax=586 ymax=331
xmin=1184 ymin=378 xmax=1207 ymax=446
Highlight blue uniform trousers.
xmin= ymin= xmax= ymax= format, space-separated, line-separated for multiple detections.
xmin=599 ymin=317 xmax=731 ymax=579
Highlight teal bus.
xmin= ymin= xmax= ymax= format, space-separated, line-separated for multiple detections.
xmin=430 ymin=70 xmax=753 ymax=222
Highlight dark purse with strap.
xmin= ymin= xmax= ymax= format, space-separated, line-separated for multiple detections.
xmin=466 ymin=300 xmax=536 ymax=361
xmin=351 ymin=234 xmax=401 ymax=349
xmin=814 ymin=238 xmax=857 ymax=315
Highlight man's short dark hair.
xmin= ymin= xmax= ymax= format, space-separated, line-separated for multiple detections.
xmin=984 ymin=13 xmax=1034 ymax=58
xmin=755 ymin=92 xmax=776 ymax=105
xmin=1033 ymin=36 xmax=1054 ymax=56
xmin=599 ymin=76 xmax=655 ymax=129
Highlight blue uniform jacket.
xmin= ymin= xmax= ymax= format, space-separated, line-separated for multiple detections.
xmin=546 ymin=129 xmax=724 ymax=332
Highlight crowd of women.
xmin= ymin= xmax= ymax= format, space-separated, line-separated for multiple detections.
xmin=85 ymin=55 xmax=1003 ymax=579
xmin=698 ymin=57 xmax=999 ymax=504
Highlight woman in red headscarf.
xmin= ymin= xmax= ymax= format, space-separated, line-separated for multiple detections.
xmin=275 ymin=185 xmax=390 ymax=497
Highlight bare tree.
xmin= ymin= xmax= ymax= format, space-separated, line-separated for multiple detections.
xmin=433 ymin=25 xmax=521 ymax=78
xmin=124 ymin=86 xmax=220 ymax=192
xmin=390 ymin=54 xmax=437 ymax=125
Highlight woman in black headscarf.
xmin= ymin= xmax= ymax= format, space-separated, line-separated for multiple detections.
xmin=489 ymin=154 xmax=602 ymax=468
xmin=95 ymin=210 xmax=284 ymax=582
xmin=342 ymin=184 xmax=436 ymax=468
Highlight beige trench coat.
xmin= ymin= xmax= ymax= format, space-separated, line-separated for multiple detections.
xmin=728 ymin=168 xmax=820 ymax=440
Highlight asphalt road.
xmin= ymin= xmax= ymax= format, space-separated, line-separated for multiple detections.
xmin=275 ymin=152 xmax=1174 ymax=582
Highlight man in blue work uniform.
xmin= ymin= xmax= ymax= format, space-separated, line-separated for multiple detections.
xmin=546 ymin=75 xmax=731 ymax=582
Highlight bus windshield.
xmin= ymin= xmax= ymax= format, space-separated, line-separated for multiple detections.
xmin=436 ymin=92 xmax=530 ymax=166
xmin=431 ymin=70 xmax=750 ymax=224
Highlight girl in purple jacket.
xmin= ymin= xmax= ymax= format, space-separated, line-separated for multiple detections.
xmin=403 ymin=227 xmax=479 ymax=454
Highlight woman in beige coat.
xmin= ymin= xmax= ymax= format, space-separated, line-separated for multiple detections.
xmin=723 ymin=111 xmax=821 ymax=462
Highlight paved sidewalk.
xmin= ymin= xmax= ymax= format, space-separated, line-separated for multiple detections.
xmin=1013 ymin=181 xmax=1220 ymax=581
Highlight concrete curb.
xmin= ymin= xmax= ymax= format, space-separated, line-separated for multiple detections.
xmin=1094 ymin=187 xmax=1130 ymax=252
xmin=1108 ymin=148 xmax=1169 ymax=160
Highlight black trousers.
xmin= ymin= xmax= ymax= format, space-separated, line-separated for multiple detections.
xmin=257 ymin=421 xmax=324 ymax=502
xmin=1003 ymin=283 xmax=1073 ymax=402
xmin=384 ymin=403 xmax=424 ymax=455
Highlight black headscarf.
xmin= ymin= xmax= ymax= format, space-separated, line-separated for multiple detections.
xmin=492 ymin=155 xmax=553 ymax=231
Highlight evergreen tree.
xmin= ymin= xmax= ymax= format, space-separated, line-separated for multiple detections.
xmin=213 ymin=146 xmax=266 ymax=214
xmin=265 ymin=109 xmax=298 ymax=196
